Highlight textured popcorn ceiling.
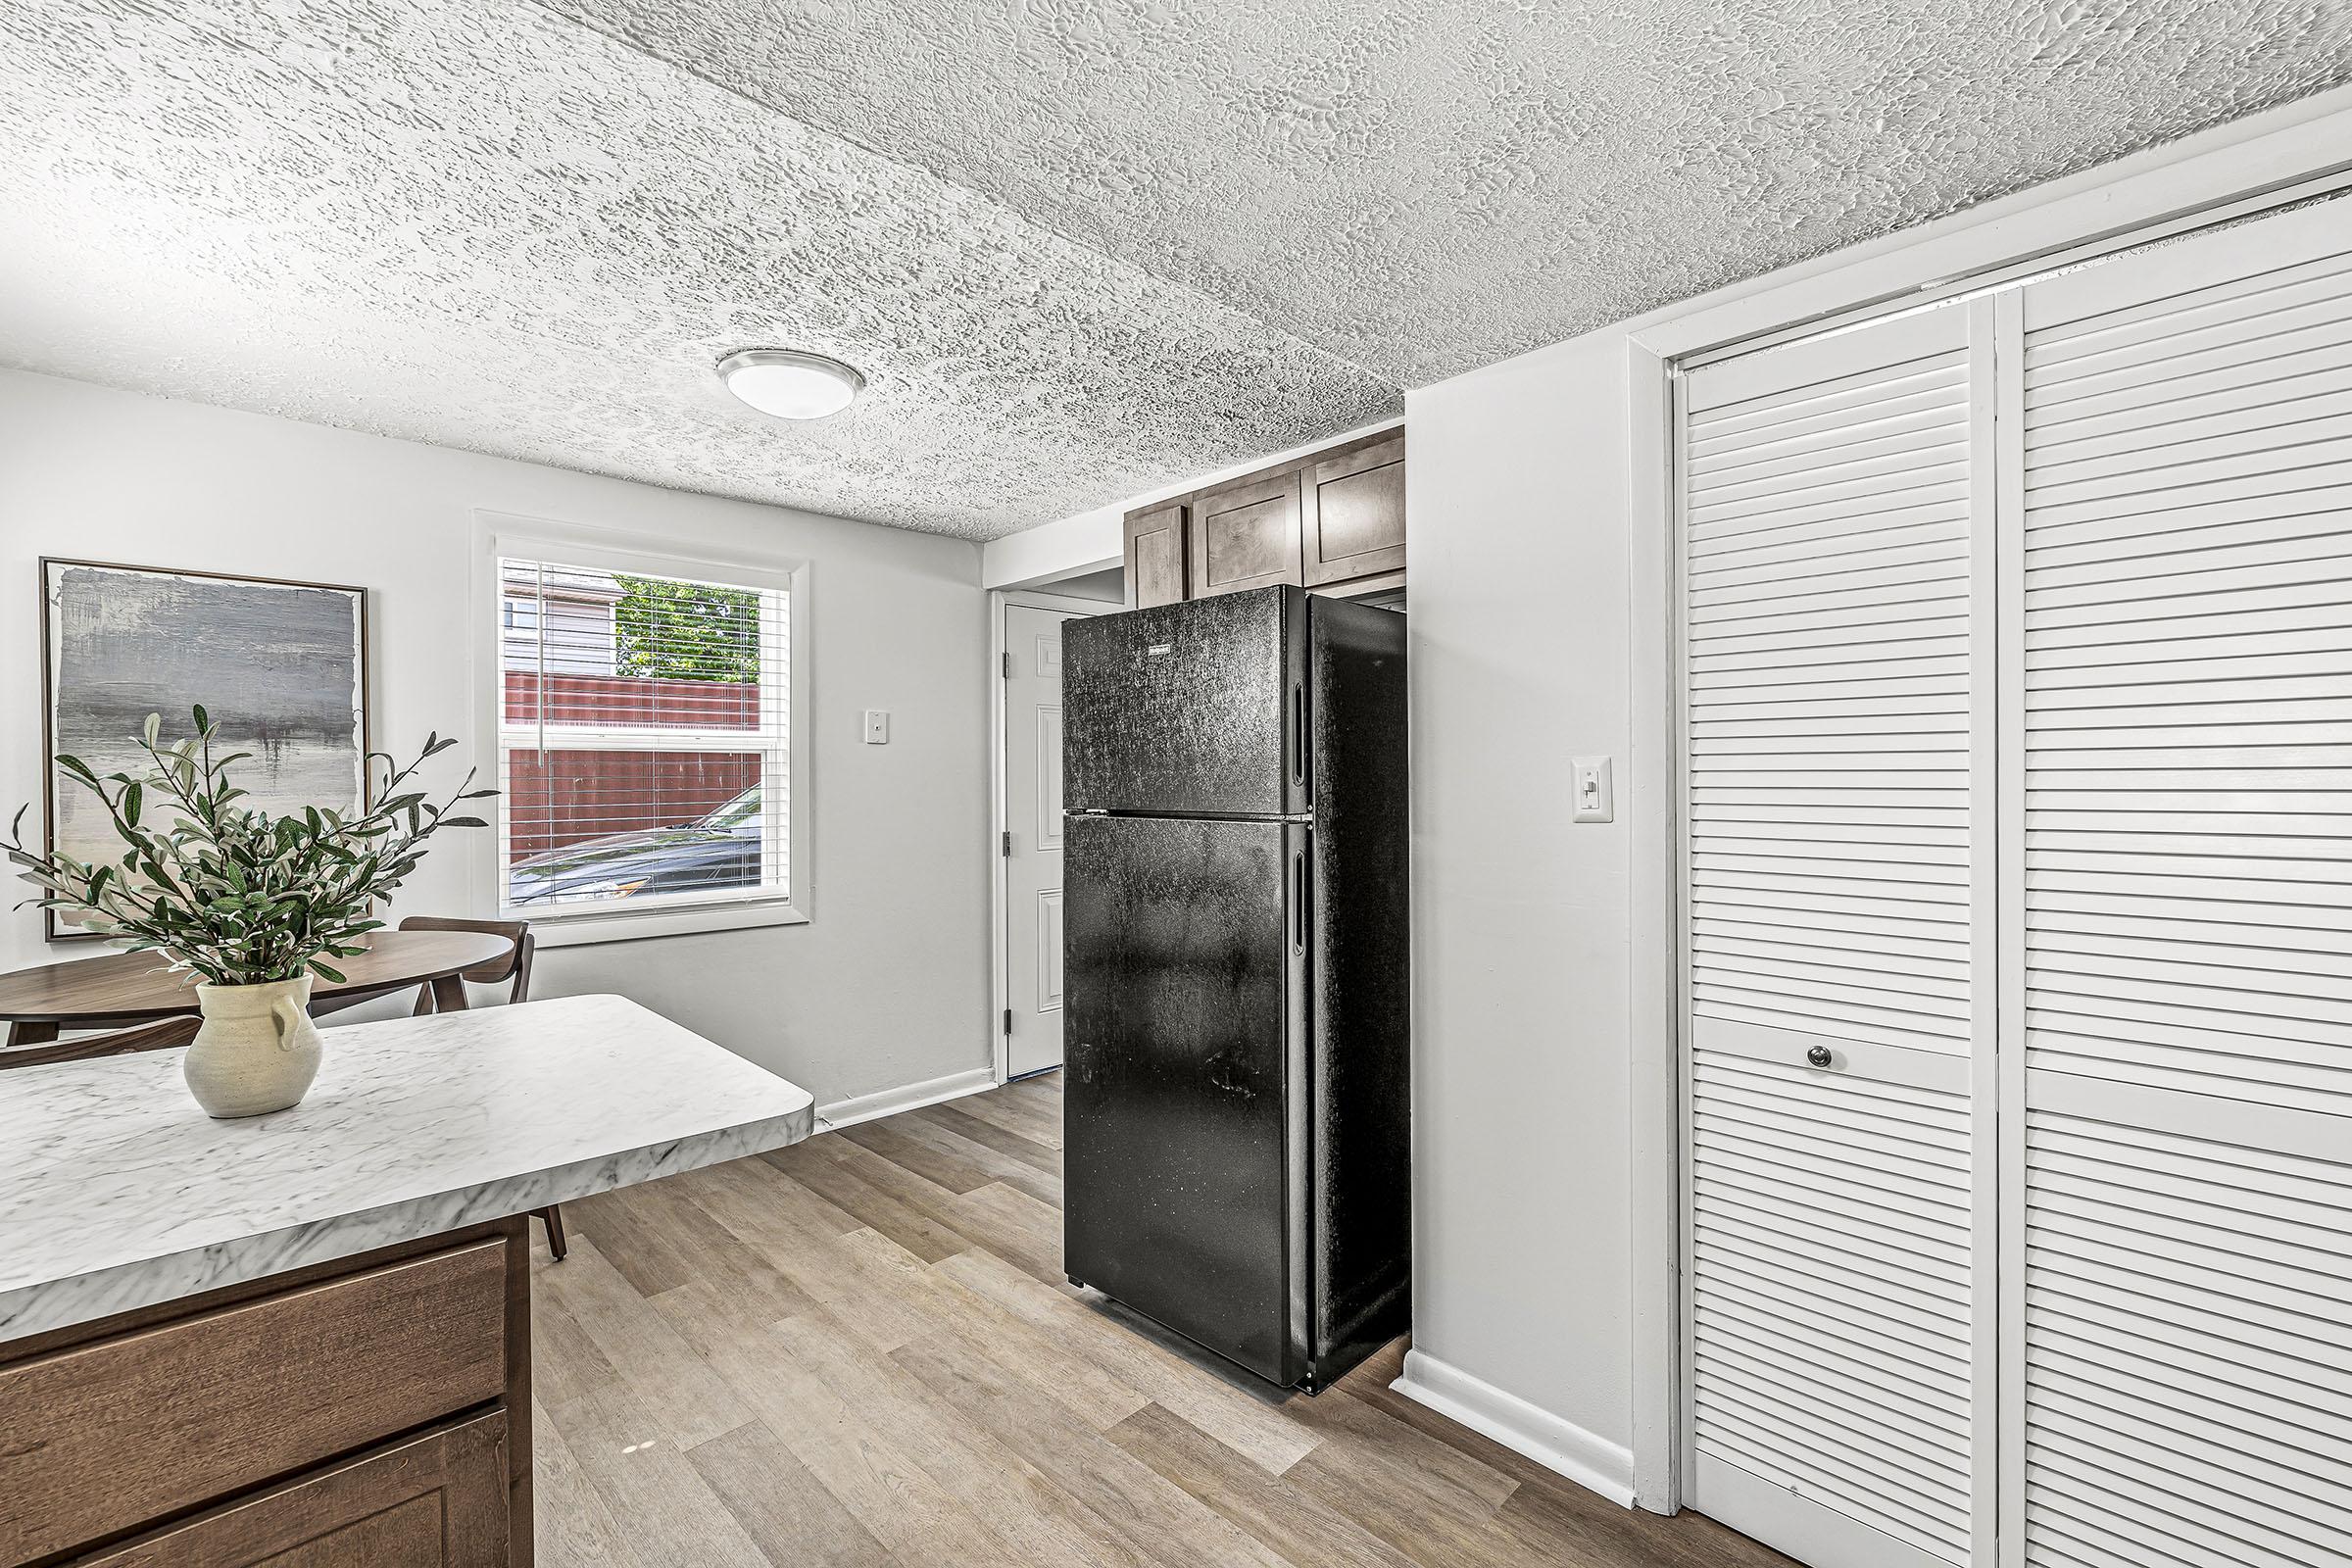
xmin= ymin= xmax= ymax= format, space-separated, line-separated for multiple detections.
xmin=4 ymin=2 xmax=2350 ymax=537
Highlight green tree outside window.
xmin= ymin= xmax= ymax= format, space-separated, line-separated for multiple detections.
xmin=612 ymin=574 xmax=760 ymax=682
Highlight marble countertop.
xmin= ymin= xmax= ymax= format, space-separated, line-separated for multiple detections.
xmin=0 ymin=993 xmax=815 ymax=1341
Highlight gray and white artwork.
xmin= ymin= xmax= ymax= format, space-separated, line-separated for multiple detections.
xmin=42 ymin=562 xmax=367 ymax=936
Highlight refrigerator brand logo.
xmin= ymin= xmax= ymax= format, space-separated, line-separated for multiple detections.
xmin=1146 ymin=643 xmax=1173 ymax=657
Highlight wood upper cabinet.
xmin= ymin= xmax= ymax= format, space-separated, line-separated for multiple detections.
xmin=1123 ymin=499 xmax=1188 ymax=608
xmin=1301 ymin=433 xmax=1404 ymax=585
xmin=1122 ymin=427 xmax=1402 ymax=607
xmin=1186 ymin=467 xmax=1303 ymax=598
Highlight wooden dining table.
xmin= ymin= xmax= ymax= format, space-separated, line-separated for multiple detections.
xmin=0 ymin=930 xmax=515 ymax=1048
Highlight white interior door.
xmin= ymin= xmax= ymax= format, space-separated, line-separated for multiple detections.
xmin=1004 ymin=603 xmax=1080 ymax=1079
xmin=1679 ymin=304 xmax=1997 ymax=1568
xmin=1676 ymin=186 xmax=2352 ymax=1568
xmin=2000 ymin=193 xmax=2352 ymax=1568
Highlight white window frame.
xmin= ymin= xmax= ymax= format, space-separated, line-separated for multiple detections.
xmin=472 ymin=511 xmax=812 ymax=948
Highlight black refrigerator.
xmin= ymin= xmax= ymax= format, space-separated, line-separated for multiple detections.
xmin=1060 ymin=584 xmax=1409 ymax=1393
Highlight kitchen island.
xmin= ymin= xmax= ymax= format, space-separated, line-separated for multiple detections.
xmin=0 ymin=993 xmax=815 ymax=1567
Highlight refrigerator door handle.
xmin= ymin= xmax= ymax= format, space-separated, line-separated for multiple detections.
xmin=1291 ymin=850 xmax=1307 ymax=955
xmin=1290 ymin=682 xmax=1306 ymax=790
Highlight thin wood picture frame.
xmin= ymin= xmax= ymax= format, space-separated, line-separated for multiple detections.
xmin=36 ymin=559 xmax=372 ymax=943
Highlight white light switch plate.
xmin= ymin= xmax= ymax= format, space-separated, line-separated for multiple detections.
xmin=1572 ymin=756 xmax=1613 ymax=822
xmin=862 ymin=709 xmax=890 ymax=745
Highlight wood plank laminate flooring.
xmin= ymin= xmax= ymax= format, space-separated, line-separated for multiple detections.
xmin=532 ymin=1071 xmax=1795 ymax=1568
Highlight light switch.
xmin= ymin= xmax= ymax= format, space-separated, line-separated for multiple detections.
xmin=1571 ymin=756 xmax=1613 ymax=822
xmin=863 ymin=710 xmax=890 ymax=745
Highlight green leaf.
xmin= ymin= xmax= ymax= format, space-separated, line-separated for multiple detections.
xmin=22 ymin=719 xmax=492 ymax=984
xmin=142 ymin=712 xmax=161 ymax=747
xmin=308 ymin=960 xmax=348 ymax=982
xmin=191 ymin=703 xmax=209 ymax=731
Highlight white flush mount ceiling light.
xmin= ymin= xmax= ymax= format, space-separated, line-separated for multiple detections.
xmin=717 ymin=348 xmax=865 ymax=419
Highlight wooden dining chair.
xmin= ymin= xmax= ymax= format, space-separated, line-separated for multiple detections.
xmin=397 ymin=915 xmax=565 ymax=1261
xmin=0 ymin=1014 xmax=200 ymax=1070
xmin=398 ymin=914 xmax=536 ymax=1013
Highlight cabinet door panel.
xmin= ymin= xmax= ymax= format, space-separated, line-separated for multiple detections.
xmin=76 ymin=1413 xmax=511 ymax=1567
xmin=1189 ymin=470 xmax=1302 ymax=596
xmin=1303 ymin=434 xmax=1404 ymax=585
xmin=1123 ymin=501 xmax=1188 ymax=608
xmin=0 ymin=1241 xmax=508 ymax=1564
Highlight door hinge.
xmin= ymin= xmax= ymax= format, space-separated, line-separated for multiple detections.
xmin=1002 ymin=651 xmax=1012 ymax=678
xmin=1003 ymin=1007 xmax=1013 ymax=1035
xmin=1002 ymin=829 xmax=1012 ymax=856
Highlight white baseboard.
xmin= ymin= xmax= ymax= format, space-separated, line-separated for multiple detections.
xmin=1392 ymin=1348 xmax=1638 ymax=1508
xmin=815 ymin=1066 xmax=997 ymax=1131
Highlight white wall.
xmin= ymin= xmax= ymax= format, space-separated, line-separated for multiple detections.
xmin=0 ymin=368 xmax=992 ymax=1107
xmin=1400 ymin=83 xmax=2352 ymax=1506
xmin=1404 ymin=326 xmax=1641 ymax=1471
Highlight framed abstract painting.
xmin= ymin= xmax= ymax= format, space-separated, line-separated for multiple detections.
xmin=38 ymin=559 xmax=370 ymax=941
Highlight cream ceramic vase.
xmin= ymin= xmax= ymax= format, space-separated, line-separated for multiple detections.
xmin=184 ymin=975 xmax=323 ymax=1118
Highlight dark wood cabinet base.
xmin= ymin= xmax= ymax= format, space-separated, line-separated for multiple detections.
xmin=0 ymin=1218 xmax=532 ymax=1568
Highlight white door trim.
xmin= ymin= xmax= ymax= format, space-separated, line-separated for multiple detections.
xmin=990 ymin=589 xmax=1113 ymax=1084
xmin=1627 ymin=85 xmax=2352 ymax=1517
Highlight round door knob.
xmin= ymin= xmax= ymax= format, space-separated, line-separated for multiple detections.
xmin=1806 ymin=1046 xmax=1834 ymax=1068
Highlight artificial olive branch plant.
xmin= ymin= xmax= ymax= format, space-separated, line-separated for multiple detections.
xmin=5 ymin=707 xmax=494 ymax=987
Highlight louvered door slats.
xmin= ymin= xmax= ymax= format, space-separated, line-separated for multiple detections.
xmin=2027 ymin=243 xmax=2352 ymax=356
xmin=2026 ymin=1317 xmax=2352 ymax=1453
xmin=2020 ymin=1111 xmax=2352 ymax=1564
xmin=2022 ymin=360 xmax=2352 ymax=456
xmin=1683 ymin=307 xmax=1988 ymax=1568
xmin=2034 ymin=1396 xmax=2352 ymax=1537
xmin=2018 ymin=230 xmax=2352 ymax=1093
xmin=1681 ymin=195 xmax=2352 ymax=1568
xmin=2023 ymin=299 xmax=2352 ymax=408
xmin=2010 ymin=195 xmax=2352 ymax=1568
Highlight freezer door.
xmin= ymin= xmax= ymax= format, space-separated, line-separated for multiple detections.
xmin=1061 ymin=587 xmax=1305 ymax=816
xmin=1062 ymin=812 xmax=1308 ymax=1386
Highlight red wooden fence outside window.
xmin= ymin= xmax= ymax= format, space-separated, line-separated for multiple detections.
xmin=503 ymin=671 xmax=760 ymax=729
xmin=503 ymin=748 xmax=761 ymax=860
xmin=503 ymin=672 xmax=762 ymax=860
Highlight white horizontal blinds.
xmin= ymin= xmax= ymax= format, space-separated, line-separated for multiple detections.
xmin=2012 ymin=195 xmax=2352 ymax=1568
xmin=497 ymin=557 xmax=788 ymax=914
xmin=1682 ymin=306 xmax=1989 ymax=1568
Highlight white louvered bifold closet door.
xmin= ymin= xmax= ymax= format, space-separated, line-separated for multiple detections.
xmin=1682 ymin=306 xmax=1997 ymax=1568
xmin=2003 ymin=194 xmax=2352 ymax=1568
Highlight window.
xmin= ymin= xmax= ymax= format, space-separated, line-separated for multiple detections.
xmin=494 ymin=550 xmax=798 ymax=934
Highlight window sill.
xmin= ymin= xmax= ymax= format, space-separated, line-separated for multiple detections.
xmin=513 ymin=898 xmax=808 ymax=949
